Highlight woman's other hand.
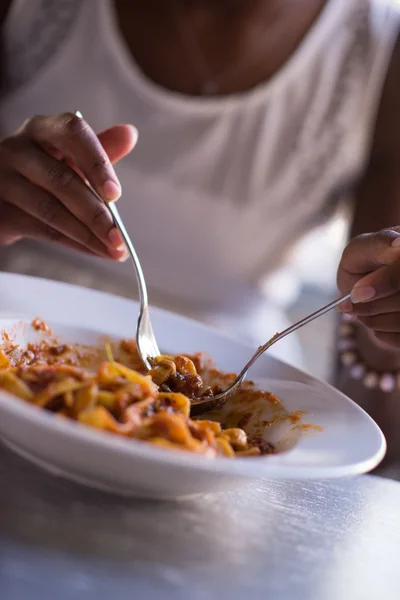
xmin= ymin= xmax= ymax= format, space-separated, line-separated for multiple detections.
xmin=0 ymin=113 xmax=137 ymax=259
xmin=338 ymin=228 xmax=400 ymax=348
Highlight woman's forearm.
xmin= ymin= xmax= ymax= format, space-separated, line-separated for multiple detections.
xmin=335 ymin=320 xmax=400 ymax=470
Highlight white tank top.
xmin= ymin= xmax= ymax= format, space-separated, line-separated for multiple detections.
xmin=0 ymin=0 xmax=399 ymax=366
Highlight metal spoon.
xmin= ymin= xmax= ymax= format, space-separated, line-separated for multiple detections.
xmin=75 ymin=111 xmax=160 ymax=369
xmin=190 ymin=292 xmax=351 ymax=416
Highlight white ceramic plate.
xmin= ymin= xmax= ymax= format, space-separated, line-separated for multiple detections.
xmin=0 ymin=272 xmax=386 ymax=499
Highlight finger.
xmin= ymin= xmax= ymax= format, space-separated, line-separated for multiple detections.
xmin=0 ymin=203 xmax=127 ymax=260
xmin=7 ymin=138 xmax=124 ymax=250
xmin=97 ymin=124 xmax=138 ymax=164
xmin=44 ymin=124 xmax=137 ymax=179
xmin=341 ymin=229 xmax=400 ymax=275
xmin=351 ymin=262 xmax=400 ymax=304
xmin=23 ymin=113 xmax=122 ymax=202
xmin=337 ymin=228 xmax=400 ymax=294
xmin=0 ymin=173 xmax=126 ymax=259
xmin=336 ymin=297 xmax=353 ymax=313
xmin=373 ymin=331 xmax=400 ymax=349
xmin=0 ymin=200 xmax=23 ymax=245
xmin=358 ymin=313 xmax=400 ymax=333
xmin=352 ymin=292 xmax=400 ymax=316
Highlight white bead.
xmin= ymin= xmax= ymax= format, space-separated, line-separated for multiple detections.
xmin=380 ymin=374 xmax=396 ymax=393
xmin=364 ymin=372 xmax=379 ymax=389
xmin=342 ymin=313 xmax=355 ymax=323
xmin=349 ymin=363 xmax=366 ymax=380
xmin=339 ymin=324 xmax=354 ymax=337
xmin=341 ymin=351 xmax=357 ymax=367
xmin=337 ymin=338 xmax=356 ymax=352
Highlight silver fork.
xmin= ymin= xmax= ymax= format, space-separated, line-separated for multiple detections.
xmin=75 ymin=111 xmax=160 ymax=369
xmin=74 ymin=112 xmax=349 ymax=412
xmin=190 ymin=292 xmax=351 ymax=416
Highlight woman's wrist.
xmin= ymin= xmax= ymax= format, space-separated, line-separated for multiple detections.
xmin=338 ymin=314 xmax=400 ymax=392
xmin=336 ymin=320 xmax=400 ymax=470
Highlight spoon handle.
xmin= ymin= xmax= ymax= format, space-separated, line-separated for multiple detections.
xmin=268 ymin=292 xmax=351 ymax=348
xmin=241 ymin=292 xmax=352 ymax=377
xmin=190 ymin=291 xmax=352 ymax=415
xmin=245 ymin=293 xmax=350 ymax=375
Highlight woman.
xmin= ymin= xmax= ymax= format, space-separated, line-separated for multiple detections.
xmin=1 ymin=0 xmax=400 ymax=468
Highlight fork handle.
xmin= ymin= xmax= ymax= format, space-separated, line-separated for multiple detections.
xmin=107 ymin=201 xmax=149 ymax=309
xmin=74 ymin=110 xmax=148 ymax=312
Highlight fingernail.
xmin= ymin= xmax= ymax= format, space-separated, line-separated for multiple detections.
xmin=108 ymin=247 xmax=128 ymax=261
xmin=351 ymin=285 xmax=376 ymax=304
xmin=108 ymin=227 xmax=125 ymax=249
xmin=392 ymin=237 xmax=400 ymax=247
xmin=336 ymin=299 xmax=353 ymax=313
xmin=128 ymin=124 xmax=139 ymax=145
xmin=103 ymin=179 xmax=121 ymax=202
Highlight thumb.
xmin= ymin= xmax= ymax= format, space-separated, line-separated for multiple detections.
xmin=97 ymin=124 xmax=138 ymax=164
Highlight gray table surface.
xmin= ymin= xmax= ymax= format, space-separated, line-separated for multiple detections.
xmin=1 ymin=446 xmax=400 ymax=600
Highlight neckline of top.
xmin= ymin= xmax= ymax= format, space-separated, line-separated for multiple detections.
xmin=100 ymin=0 xmax=350 ymax=115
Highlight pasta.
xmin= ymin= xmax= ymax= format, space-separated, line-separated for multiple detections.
xmin=0 ymin=325 xmax=278 ymax=459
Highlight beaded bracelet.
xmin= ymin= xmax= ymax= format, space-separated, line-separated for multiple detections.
xmin=338 ymin=313 xmax=399 ymax=392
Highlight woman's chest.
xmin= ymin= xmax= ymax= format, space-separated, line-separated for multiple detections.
xmin=0 ymin=15 xmax=368 ymax=304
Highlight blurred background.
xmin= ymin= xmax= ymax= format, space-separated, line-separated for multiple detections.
xmin=0 ymin=211 xmax=347 ymax=381
xmin=2 ymin=0 xmax=399 ymax=382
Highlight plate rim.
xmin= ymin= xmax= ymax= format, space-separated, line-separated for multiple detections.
xmin=0 ymin=272 xmax=387 ymax=480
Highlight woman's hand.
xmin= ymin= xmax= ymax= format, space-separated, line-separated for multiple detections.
xmin=338 ymin=228 xmax=400 ymax=348
xmin=0 ymin=112 xmax=137 ymax=259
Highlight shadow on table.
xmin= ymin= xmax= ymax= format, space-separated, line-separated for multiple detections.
xmin=0 ymin=445 xmax=275 ymax=566
xmin=3 ymin=445 xmax=400 ymax=600
xmin=0 ymin=444 xmax=356 ymax=569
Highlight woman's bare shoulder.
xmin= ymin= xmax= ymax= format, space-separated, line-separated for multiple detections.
xmin=351 ymin=32 xmax=400 ymax=236
xmin=369 ymin=31 xmax=400 ymax=167
xmin=0 ymin=1 xmax=13 ymax=28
